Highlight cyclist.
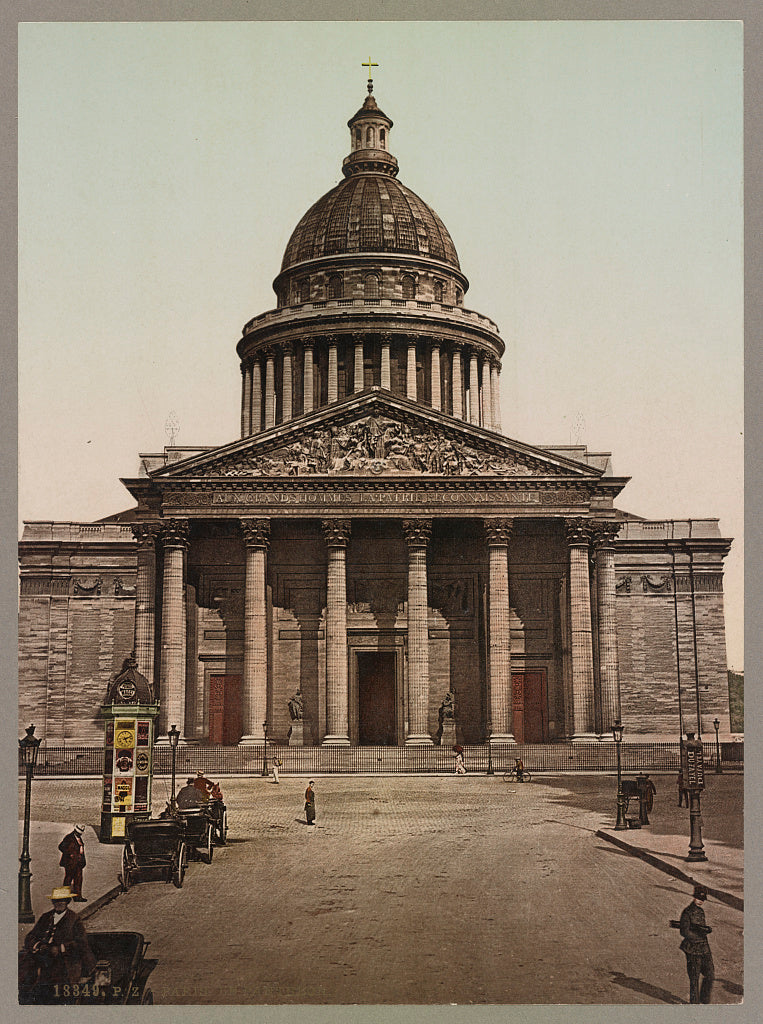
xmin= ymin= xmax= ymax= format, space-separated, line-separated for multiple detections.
xmin=514 ymin=757 xmax=525 ymax=782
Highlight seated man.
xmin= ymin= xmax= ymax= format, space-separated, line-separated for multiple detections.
xmin=20 ymin=886 xmax=96 ymax=1003
xmin=176 ymin=777 xmax=202 ymax=810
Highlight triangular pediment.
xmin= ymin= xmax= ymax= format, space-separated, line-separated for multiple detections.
xmin=151 ymin=390 xmax=603 ymax=482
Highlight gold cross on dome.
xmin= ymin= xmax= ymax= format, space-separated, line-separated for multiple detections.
xmin=362 ymin=57 xmax=378 ymax=82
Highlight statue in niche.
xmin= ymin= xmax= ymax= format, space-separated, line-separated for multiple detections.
xmin=438 ymin=689 xmax=458 ymax=747
xmin=287 ymin=689 xmax=304 ymax=721
xmin=440 ymin=690 xmax=455 ymax=721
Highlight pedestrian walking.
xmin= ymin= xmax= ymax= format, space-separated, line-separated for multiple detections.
xmin=454 ymin=751 xmax=466 ymax=775
xmin=676 ymin=884 xmax=714 ymax=1004
xmin=58 ymin=824 xmax=87 ymax=902
xmin=272 ymin=758 xmax=282 ymax=784
xmin=19 ymin=886 xmax=96 ymax=1003
xmin=305 ymin=780 xmax=316 ymax=824
xmin=677 ymin=771 xmax=689 ymax=807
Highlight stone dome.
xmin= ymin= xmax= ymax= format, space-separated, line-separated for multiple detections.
xmin=280 ymin=174 xmax=461 ymax=273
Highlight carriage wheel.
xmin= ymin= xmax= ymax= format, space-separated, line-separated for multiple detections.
xmin=203 ymin=825 xmax=214 ymax=864
xmin=141 ymin=989 xmax=154 ymax=1005
xmin=173 ymin=843 xmax=186 ymax=888
xmin=220 ymin=809 xmax=228 ymax=845
xmin=121 ymin=846 xmax=132 ymax=890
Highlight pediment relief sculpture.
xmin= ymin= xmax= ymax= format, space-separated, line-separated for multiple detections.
xmin=196 ymin=416 xmax=549 ymax=478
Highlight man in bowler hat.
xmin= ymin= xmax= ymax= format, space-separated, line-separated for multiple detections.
xmin=678 ymin=884 xmax=714 ymax=1003
xmin=58 ymin=824 xmax=87 ymax=901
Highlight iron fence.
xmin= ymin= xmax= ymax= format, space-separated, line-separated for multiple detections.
xmin=22 ymin=740 xmax=742 ymax=777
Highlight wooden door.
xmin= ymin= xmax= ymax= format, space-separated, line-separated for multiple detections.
xmin=511 ymin=670 xmax=548 ymax=744
xmin=209 ymin=675 xmax=243 ymax=745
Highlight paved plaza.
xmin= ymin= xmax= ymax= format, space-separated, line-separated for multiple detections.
xmin=19 ymin=772 xmax=743 ymax=1005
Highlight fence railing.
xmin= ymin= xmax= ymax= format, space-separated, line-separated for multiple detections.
xmin=21 ymin=741 xmax=743 ymax=777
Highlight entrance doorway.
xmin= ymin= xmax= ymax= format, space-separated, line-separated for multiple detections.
xmin=511 ymin=670 xmax=548 ymax=744
xmin=357 ymin=652 xmax=396 ymax=745
xmin=208 ymin=674 xmax=243 ymax=744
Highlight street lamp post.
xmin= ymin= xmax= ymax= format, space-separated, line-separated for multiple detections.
xmin=168 ymin=725 xmax=180 ymax=811
xmin=612 ymin=720 xmax=627 ymax=830
xmin=713 ymin=717 xmax=722 ymax=774
xmin=262 ymin=721 xmax=269 ymax=777
xmin=19 ymin=724 xmax=42 ymax=922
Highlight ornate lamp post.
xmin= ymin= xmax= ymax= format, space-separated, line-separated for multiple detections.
xmin=19 ymin=724 xmax=42 ymax=922
xmin=713 ymin=717 xmax=722 ymax=774
xmin=168 ymin=725 xmax=180 ymax=811
xmin=262 ymin=721 xmax=269 ymax=777
xmin=612 ymin=720 xmax=627 ymax=830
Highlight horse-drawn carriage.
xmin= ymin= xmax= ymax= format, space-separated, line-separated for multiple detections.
xmin=121 ymin=818 xmax=188 ymax=889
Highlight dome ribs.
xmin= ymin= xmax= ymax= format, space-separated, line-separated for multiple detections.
xmin=359 ymin=177 xmax=382 ymax=252
xmin=324 ymin=182 xmax=355 ymax=256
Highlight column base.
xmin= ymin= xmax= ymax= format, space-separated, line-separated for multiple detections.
xmin=571 ymin=733 xmax=600 ymax=742
xmin=154 ymin=736 xmax=189 ymax=745
xmin=238 ymin=736 xmax=266 ymax=745
xmin=405 ymin=734 xmax=434 ymax=746
xmin=488 ymin=734 xmax=515 ymax=745
xmin=321 ymin=735 xmax=351 ymax=747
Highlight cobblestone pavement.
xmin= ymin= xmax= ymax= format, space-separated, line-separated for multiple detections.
xmin=32 ymin=774 xmax=743 ymax=1006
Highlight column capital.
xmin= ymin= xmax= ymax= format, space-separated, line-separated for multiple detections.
xmin=591 ymin=521 xmax=621 ymax=551
xmin=565 ymin=517 xmax=593 ymax=547
xmin=429 ymin=336 xmax=441 ymax=350
xmin=158 ymin=519 xmax=189 ymax=549
xmin=282 ymin=340 xmax=294 ymax=356
xmin=131 ymin=522 xmax=161 ymax=548
xmin=322 ymin=518 xmax=351 ymax=548
xmin=452 ymin=340 xmax=464 ymax=352
xmin=240 ymin=517 xmax=271 ymax=549
xmin=380 ymin=332 xmax=393 ymax=345
xmin=484 ymin=517 xmax=514 ymax=545
xmin=327 ymin=334 xmax=339 ymax=347
xmin=302 ymin=337 xmax=316 ymax=350
xmin=353 ymin=331 xmax=364 ymax=345
xmin=403 ymin=518 xmax=432 ymax=548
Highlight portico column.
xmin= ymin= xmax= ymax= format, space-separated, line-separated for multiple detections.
xmin=430 ymin=340 xmax=442 ymax=411
xmin=380 ymin=333 xmax=392 ymax=390
xmin=565 ymin=518 xmax=597 ymax=739
xmin=451 ymin=343 xmax=464 ymax=419
xmin=469 ymin=349 xmax=480 ymax=425
xmin=403 ymin=519 xmax=434 ymax=745
xmin=131 ymin=523 xmax=160 ymax=686
xmin=265 ymin=349 xmax=276 ymax=428
xmin=485 ymin=518 xmax=514 ymax=742
xmin=353 ymin=333 xmax=365 ymax=392
xmin=491 ymin=360 xmax=502 ymax=432
xmin=251 ymin=358 xmax=262 ymax=433
xmin=481 ymin=356 xmax=492 ymax=428
xmin=303 ymin=340 xmax=315 ymax=414
xmin=241 ymin=362 xmax=252 ymax=438
xmin=282 ymin=343 xmax=293 ymax=422
xmin=406 ymin=339 xmax=417 ymax=400
xmin=328 ymin=337 xmax=339 ymax=404
xmin=322 ymin=519 xmax=351 ymax=746
xmin=158 ymin=519 xmax=189 ymax=738
xmin=593 ymin=523 xmax=622 ymax=736
xmin=239 ymin=518 xmax=270 ymax=744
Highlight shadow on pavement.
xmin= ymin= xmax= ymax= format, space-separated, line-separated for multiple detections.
xmin=609 ymin=971 xmax=684 ymax=1005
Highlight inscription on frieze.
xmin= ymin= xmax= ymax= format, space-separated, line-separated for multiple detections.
xmin=163 ymin=486 xmax=590 ymax=508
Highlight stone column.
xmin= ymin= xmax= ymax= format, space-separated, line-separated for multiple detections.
xmin=430 ymin=340 xmax=442 ymax=411
xmin=469 ymin=349 xmax=480 ymax=425
xmin=282 ymin=343 xmax=293 ymax=423
xmin=303 ymin=340 xmax=314 ymax=414
xmin=241 ymin=362 xmax=252 ymax=438
xmin=354 ymin=333 xmax=365 ymax=392
xmin=131 ymin=523 xmax=159 ymax=686
xmin=485 ymin=518 xmax=514 ymax=742
xmin=406 ymin=339 xmax=418 ymax=400
xmin=240 ymin=519 xmax=270 ymax=744
xmin=491 ymin=360 xmax=502 ymax=432
xmin=451 ymin=343 xmax=464 ymax=419
xmin=403 ymin=519 xmax=434 ymax=745
xmin=565 ymin=518 xmax=597 ymax=739
xmin=251 ymin=358 xmax=262 ymax=433
xmin=593 ymin=523 xmax=622 ymax=737
xmin=328 ymin=338 xmax=339 ymax=404
xmin=322 ymin=519 xmax=351 ymax=745
xmin=380 ymin=333 xmax=392 ymax=390
xmin=158 ymin=519 xmax=189 ymax=738
xmin=481 ymin=356 xmax=492 ymax=429
xmin=265 ymin=350 xmax=276 ymax=428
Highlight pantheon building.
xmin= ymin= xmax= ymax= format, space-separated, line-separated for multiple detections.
xmin=19 ymin=83 xmax=732 ymax=749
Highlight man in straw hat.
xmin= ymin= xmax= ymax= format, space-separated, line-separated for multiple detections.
xmin=678 ymin=884 xmax=715 ymax=1003
xmin=58 ymin=823 xmax=88 ymax=901
xmin=19 ymin=886 xmax=96 ymax=1002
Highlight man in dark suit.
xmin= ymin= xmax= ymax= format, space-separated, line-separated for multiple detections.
xmin=19 ymin=886 xmax=96 ymax=1003
xmin=305 ymin=781 xmax=316 ymax=824
xmin=58 ymin=824 xmax=87 ymax=901
xmin=679 ymin=884 xmax=714 ymax=1003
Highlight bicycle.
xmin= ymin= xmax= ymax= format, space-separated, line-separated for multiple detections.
xmin=502 ymin=767 xmax=532 ymax=783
